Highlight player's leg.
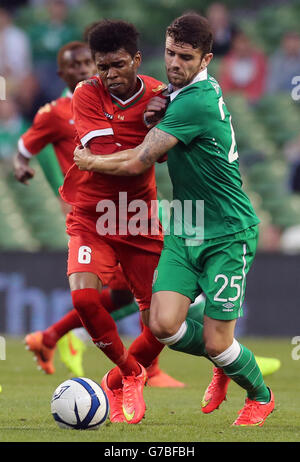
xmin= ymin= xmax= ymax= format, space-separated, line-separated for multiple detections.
xmin=104 ymin=267 xmax=141 ymax=326
xmin=102 ymin=238 xmax=165 ymax=423
xmin=25 ymin=285 xmax=134 ymax=376
xmin=70 ymin=270 xmax=143 ymax=424
xmin=25 ymin=309 xmax=83 ymax=374
xmin=111 ymin=238 xmax=205 ymax=393
xmin=60 ymin=288 xmax=137 ymax=377
xmin=140 ymin=303 xmax=185 ymax=388
xmin=69 ymin=231 xmax=148 ymax=424
xmin=109 ymin=265 xmax=186 ymax=387
xmin=200 ymin=226 xmax=274 ymax=426
xmin=203 ymin=316 xmax=274 ymax=425
xmin=150 ymin=235 xmax=207 ymax=357
xmin=188 ymin=296 xmax=281 ymax=378
xmin=69 ymin=271 xmax=141 ymax=378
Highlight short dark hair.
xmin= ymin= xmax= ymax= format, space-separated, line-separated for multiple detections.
xmin=167 ymin=13 xmax=213 ymax=55
xmin=88 ymin=19 xmax=139 ymax=58
xmin=57 ymin=41 xmax=88 ymax=69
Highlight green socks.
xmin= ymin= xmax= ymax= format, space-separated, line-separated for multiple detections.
xmin=168 ymin=296 xmax=207 ymax=356
xmin=167 ymin=317 xmax=207 ymax=357
xmin=214 ymin=341 xmax=270 ymax=402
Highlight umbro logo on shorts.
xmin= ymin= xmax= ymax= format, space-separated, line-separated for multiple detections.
xmin=222 ymin=302 xmax=235 ymax=311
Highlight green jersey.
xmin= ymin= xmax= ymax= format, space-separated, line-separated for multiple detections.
xmin=156 ymin=69 xmax=259 ymax=240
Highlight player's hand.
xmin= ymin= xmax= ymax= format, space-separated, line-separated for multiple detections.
xmin=13 ymin=152 xmax=35 ymax=185
xmin=144 ymin=96 xmax=168 ymax=129
xmin=73 ymin=145 xmax=93 ymax=171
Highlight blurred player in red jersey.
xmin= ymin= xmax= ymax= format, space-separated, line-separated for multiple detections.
xmin=58 ymin=20 xmax=176 ymax=424
xmin=13 ymin=40 xmax=184 ymax=390
xmin=13 ymin=41 xmax=97 ymax=374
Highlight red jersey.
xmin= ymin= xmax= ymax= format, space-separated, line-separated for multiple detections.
xmin=60 ymin=75 xmax=166 ymax=211
xmin=18 ymin=93 xmax=75 ymax=176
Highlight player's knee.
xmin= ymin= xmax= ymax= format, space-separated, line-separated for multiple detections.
xmin=149 ymin=316 xmax=178 ymax=339
xmin=204 ymin=339 xmax=232 ymax=358
xmin=71 ymin=288 xmax=99 ymax=318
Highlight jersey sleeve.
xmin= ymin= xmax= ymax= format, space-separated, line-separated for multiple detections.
xmin=37 ymin=145 xmax=64 ymax=196
xmin=18 ymin=103 xmax=59 ymax=157
xmin=156 ymin=88 xmax=209 ymax=145
xmin=72 ymin=80 xmax=114 ymax=147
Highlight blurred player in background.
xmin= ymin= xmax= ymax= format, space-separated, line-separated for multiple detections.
xmin=14 ymin=41 xmax=96 ymax=376
xmin=13 ymin=40 xmax=184 ymax=389
xmin=73 ymin=13 xmax=276 ymax=427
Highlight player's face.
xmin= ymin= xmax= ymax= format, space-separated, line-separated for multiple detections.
xmin=60 ymin=48 xmax=96 ymax=92
xmin=165 ymin=36 xmax=213 ymax=90
xmin=94 ymin=48 xmax=141 ymax=100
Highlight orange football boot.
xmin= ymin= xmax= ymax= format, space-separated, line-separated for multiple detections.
xmin=147 ymin=361 xmax=185 ymax=388
xmin=101 ymin=372 xmax=125 ymax=423
xmin=122 ymin=363 xmax=147 ymax=424
xmin=25 ymin=331 xmax=56 ymax=374
xmin=232 ymin=388 xmax=275 ymax=427
xmin=201 ymin=367 xmax=230 ymax=413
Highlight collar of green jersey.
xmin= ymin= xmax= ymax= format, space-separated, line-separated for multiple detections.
xmin=168 ymin=68 xmax=207 ymax=102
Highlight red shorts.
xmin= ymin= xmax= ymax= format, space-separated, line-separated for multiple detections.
xmin=67 ymin=209 xmax=163 ymax=311
xmin=108 ymin=265 xmax=130 ymax=291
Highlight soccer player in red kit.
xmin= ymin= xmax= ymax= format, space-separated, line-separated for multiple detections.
xmin=14 ymin=40 xmax=183 ymax=391
xmin=59 ymin=20 xmax=167 ymax=424
xmin=13 ymin=41 xmax=97 ymax=373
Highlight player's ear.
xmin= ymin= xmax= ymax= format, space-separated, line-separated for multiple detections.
xmin=201 ymin=53 xmax=213 ymax=70
xmin=133 ymin=51 xmax=142 ymax=69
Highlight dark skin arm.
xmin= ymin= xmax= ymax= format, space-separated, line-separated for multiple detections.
xmin=74 ymin=127 xmax=178 ymax=176
xmin=143 ymin=96 xmax=168 ymax=129
xmin=13 ymin=152 xmax=35 ymax=184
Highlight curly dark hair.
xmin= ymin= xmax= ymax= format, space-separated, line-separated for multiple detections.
xmin=167 ymin=12 xmax=213 ymax=55
xmin=88 ymin=20 xmax=139 ymax=58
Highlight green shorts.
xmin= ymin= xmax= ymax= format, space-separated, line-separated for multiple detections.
xmin=152 ymin=225 xmax=258 ymax=321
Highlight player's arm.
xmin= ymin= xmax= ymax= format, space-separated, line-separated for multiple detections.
xmin=13 ymin=151 xmax=35 ymax=185
xmin=13 ymin=103 xmax=57 ymax=184
xmin=143 ymin=96 xmax=168 ymax=129
xmin=74 ymin=127 xmax=178 ymax=176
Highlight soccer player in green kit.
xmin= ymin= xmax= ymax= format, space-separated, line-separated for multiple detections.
xmin=74 ymin=13 xmax=275 ymax=426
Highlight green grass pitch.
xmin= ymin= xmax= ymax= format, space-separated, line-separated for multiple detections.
xmin=0 ymin=337 xmax=299 ymax=443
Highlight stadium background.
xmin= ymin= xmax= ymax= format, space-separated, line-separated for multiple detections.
xmin=1 ymin=0 xmax=300 ymax=338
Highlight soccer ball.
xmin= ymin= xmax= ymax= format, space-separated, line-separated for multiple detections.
xmin=51 ymin=377 xmax=109 ymax=430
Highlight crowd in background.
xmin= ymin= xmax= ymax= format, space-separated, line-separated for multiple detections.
xmin=2 ymin=1 xmax=300 ymax=129
xmin=1 ymin=0 xmax=300 ymax=252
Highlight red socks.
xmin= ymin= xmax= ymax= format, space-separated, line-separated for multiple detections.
xmin=107 ymin=324 xmax=165 ymax=389
xmin=146 ymin=356 xmax=160 ymax=378
xmin=129 ymin=325 xmax=165 ymax=368
xmin=42 ymin=309 xmax=82 ymax=348
xmin=99 ymin=288 xmax=119 ymax=314
xmin=71 ymin=288 xmax=140 ymax=376
xmin=42 ymin=287 xmax=122 ymax=348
